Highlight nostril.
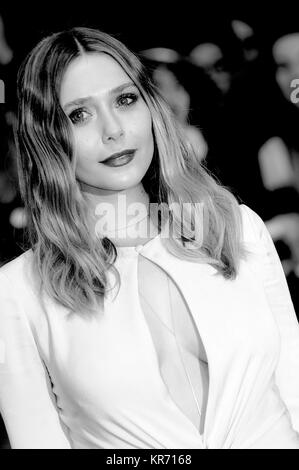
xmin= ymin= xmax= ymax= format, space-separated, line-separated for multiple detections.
xmin=102 ymin=127 xmax=124 ymax=143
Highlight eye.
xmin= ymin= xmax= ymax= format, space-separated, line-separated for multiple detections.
xmin=68 ymin=108 xmax=91 ymax=125
xmin=116 ymin=93 xmax=138 ymax=107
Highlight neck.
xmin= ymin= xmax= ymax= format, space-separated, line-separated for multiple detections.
xmin=81 ymin=182 xmax=158 ymax=246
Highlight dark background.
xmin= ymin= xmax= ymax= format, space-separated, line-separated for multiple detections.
xmin=1 ymin=3 xmax=297 ymax=60
xmin=1 ymin=1 xmax=299 ymax=450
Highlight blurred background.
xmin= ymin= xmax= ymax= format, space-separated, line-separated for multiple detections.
xmin=1 ymin=2 xmax=299 ymax=449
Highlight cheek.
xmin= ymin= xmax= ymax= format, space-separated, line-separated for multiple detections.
xmin=74 ymin=131 xmax=99 ymax=160
xmin=74 ymin=138 xmax=99 ymax=176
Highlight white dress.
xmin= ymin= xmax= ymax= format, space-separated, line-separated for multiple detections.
xmin=0 ymin=204 xmax=299 ymax=449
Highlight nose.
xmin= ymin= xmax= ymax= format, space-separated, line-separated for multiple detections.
xmin=101 ymin=109 xmax=124 ymax=144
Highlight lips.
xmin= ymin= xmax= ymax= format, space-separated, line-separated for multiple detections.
xmin=101 ymin=149 xmax=136 ymax=167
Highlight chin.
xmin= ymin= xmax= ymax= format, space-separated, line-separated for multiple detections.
xmin=106 ymin=178 xmax=143 ymax=191
xmin=102 ymin=167 xmax=150 ymax=190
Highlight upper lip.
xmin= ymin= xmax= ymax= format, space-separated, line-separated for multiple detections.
xmin=102 ymin=149 xmax=136 ymax=163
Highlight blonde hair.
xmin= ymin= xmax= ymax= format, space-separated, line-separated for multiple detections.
xmin=16 ymin=27 xmax=245 ymax=314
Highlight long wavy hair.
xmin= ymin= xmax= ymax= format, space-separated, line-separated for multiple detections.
xmin=16 ymin=27 xmax=245 ymax=314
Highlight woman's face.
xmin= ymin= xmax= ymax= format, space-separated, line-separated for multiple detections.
xmin=273 ymin=33 xmax=299 ymax=105
xmin=60 ymin=53 xmax=154 ymax=193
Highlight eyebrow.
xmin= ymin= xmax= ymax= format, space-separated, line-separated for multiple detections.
xmin=62 ymin=81 xmax=137 ymax=110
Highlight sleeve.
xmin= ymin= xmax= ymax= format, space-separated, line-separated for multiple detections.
xmin=0 ymin=272 xmax=72 ymax=449
xmin=241 ymin=204 xmax=299 ymax=433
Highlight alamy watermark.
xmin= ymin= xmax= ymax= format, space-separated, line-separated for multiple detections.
xmin=0 ymin=80 xmax=4 ymax=104
xmin=94 ymin=195 xmax=206 ymax=247
xmin=290 ymin=79 xmax=299 ymax=104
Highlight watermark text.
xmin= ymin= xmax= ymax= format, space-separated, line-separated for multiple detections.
xmin=290 ymin=78 xmax=299 ymax=104
xmin=94 ymin=196 xmax=205 ymax=246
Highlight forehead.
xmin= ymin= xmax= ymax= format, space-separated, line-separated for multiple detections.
xmin=60 ymin=52 xmax=131 ymax=104
xmin=273 ymin=33 xmax=299 ymax=62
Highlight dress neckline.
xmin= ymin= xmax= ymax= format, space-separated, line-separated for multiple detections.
xmin=115 ymin=233 xmax=161 ymax=255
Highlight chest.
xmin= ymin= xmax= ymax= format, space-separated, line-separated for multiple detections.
xmin=42 ymin=249 xmax=281 ymax=427
xmin=137 ymin=254 xmax=208 ymax=363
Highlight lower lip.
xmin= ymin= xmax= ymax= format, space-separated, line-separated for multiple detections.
xmin=102 ymin=153 xmax=135 ymax=167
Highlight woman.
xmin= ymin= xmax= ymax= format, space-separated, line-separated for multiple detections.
xmin=0 ymin=27 xmax=298 ymax=449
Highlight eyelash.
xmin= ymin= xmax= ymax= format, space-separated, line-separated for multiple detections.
xmin=116 ymin=92 xmax=139 ymax=107
xmin=68 ymin=92 xmax=139 ymax=125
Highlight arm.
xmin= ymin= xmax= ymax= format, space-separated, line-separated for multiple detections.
xmin=0 ymin=272 xmax=72 ymax=449
xmin=242 ymin=205 xmax=299 ymax=433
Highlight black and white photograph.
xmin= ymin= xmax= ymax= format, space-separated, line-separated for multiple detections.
xmin=0 ymin=2 xmax=299 ymax=452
